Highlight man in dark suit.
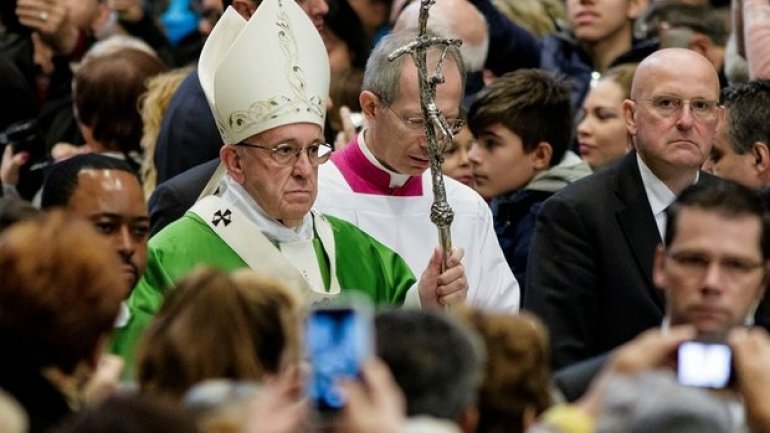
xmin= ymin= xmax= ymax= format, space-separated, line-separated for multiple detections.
xmin=553 ymin=179 xmax=770 ymax=402
xmin=524 ymin=48 xmax=725 ymax=370
xmin=148 ymin=158 xmax=219 ymax=235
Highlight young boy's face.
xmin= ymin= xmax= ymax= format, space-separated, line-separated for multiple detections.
xmin=469 ymin=123 xmax=543 ymax=199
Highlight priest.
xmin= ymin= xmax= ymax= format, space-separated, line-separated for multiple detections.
xmin=113 ymin=0 xmax=467 ymax=372
xmin=315 ymin=30 xmax=519 ymax=312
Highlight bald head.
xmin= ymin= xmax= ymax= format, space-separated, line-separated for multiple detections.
xmin=631 ymin=48 xmax=719 ymax=100
xmin=393 ymin=0 xmax=488 ymax=72
xmin=622 ymin=47 xmax=723 ymax=193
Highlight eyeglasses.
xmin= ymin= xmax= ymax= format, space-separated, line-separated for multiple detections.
xmin=666 ymin=251 xmax=765 ymax=282
xmin=237 ymin=141 xmax=333 ymax=166
xmin=634 ymin=95 xmax=720 ymax=120
xmin=380 ymin=102 xmax=465 ymax=135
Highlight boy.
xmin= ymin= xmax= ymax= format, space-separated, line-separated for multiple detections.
xmin=468 ymin=69 xmax=591 ymax=288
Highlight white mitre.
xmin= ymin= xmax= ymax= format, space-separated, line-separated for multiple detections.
xmin=198 ymin=0 xmax=330 ymax=145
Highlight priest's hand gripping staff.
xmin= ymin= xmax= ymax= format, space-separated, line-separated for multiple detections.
xmin=387 ymin=0 xmax=461 ymax=272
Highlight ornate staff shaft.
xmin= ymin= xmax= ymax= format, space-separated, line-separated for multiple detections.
xmin=388 ymin=0 xmax=461 ymax=272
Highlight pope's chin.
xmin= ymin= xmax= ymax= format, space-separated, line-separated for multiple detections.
xmin=284 ymin=190 xmax=316 ymax=206
xmin=281 ymin=197 xmax=315 ymax=216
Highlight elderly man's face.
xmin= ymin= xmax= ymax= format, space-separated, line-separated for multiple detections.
xmin=654 ymin=207 xmax=767 ymax=337
xmin=625 ymin=49 xmax=722 ymax=175
xmin=229 ymin=123 xmax=324 ymax=228
xmin=67 ymin=169 xmax=149 ymax=292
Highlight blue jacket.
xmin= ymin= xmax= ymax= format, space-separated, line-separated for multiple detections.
xmin=540 ymin=32 xmax=659 ymax=113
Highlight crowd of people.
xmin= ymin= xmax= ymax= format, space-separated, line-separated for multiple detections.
xmin=3 ymin=0 xmax=770 ymax=432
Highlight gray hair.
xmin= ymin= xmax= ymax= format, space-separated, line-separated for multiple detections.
xmin=595 ymin=372 xmax=733 ymax=433
xmin=362 ymin=30 xmax=466 ymax=106
xmin=375 ymin=309 xmax=486 ymax=421
xmin=395 ymin=0 xmax=489 ymax=72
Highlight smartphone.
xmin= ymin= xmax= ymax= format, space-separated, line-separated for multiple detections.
xmin=1 ymin=119 xmax=47 ymax=171
xmin=677 ymin=340 xmax=733 ymax=388
xmin=305 ymin=301 xmax=373 ymax=413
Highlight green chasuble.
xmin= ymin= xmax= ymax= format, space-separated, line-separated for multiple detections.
xmin=112 ymin=212 xmax=415 ymax=376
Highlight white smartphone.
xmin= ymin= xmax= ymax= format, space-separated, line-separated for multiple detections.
xmin=677 ymin=340 xmax=733 ymax=388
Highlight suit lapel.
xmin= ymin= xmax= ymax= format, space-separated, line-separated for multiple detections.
xmin=614 ymin=153 xmax=665 ymax=308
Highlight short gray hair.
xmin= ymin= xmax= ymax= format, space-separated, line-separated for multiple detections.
xmin=362 ymin=30 xmax=466 ymax=106
xmin=375 ymin=309 xmax=486 ymax=421
xmin=596 ymin=372 xmax=733 ymax=433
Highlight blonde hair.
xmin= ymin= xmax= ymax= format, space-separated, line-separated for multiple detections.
xmin=492 ymin=0 xmax=565 ymax=37
xmin=138 ymin=67 xmax=192 ymax=198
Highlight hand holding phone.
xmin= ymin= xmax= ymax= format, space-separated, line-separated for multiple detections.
xmin=305 ymin=300 xmax=374 ymax=413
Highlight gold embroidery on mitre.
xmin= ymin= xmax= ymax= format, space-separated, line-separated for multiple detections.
xmin=228 ymin=0 xmax=325 ymax=134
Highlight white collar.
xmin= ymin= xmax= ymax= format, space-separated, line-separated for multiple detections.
xmin=637 ymin=154 xmax=679 ymax=217
xmin=217 ymin=175 xmax=314 ymax=243
xmin=359 ymin=129 xmax=413 ymax=188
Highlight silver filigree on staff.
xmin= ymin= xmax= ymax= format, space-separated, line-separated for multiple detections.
xmin=387 ymin=0 xmax=462 ymax=272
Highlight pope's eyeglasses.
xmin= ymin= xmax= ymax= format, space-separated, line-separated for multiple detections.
xmin=237 ymin=141 xmax=333 ymax=166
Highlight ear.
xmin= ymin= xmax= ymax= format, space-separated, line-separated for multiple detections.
xmin=652 ymin=244 xmax=667 ymax=292
xmin=687 ymin=34 xmax=711 ymax=57
xmin=760 ymin=262 xmax=770 ymax=300
xmin=220 ymin=144 xmax=246 ymax=184
xmin=622 ymin=99 xmax=638 ymax=136
xmin=359 ymin=90 xmax=379 ymax=122
xmin=753 ymin=142 xmax=770 ymax=174
xmin=626 ymin=0 xmax=648 ymax=20
xmin=482 ymin=68 xmax=497 ymax=86
xmin=716 ymin=105 xmax=726 ymax=133
xmin=531 ymin=141 xmax=554 ymax=171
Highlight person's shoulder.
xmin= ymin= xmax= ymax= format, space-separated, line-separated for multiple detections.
xmin=323 ymin=212 xmax=397 ymax=241
xmin=175 ymin=68 xmax=204 ymax=101
xmin=320 ymin=213 xmax=365 ymax=236
xmin=149 ymin=212 xmax=209 ymax=247
xmin=554 ymin=156 xmax=628 ymax=199
xmin=443 ymin=175 xmax=487 ymax=204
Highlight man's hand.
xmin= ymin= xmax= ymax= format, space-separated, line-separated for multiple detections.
xmin=334 ymin=106 xmax=365 ymax=151
xmin=418 ymin=246 xmax=467 ymax=308
xmin=729 ymin=327 xmax=770 ymax=433
xmin=1 ymin=145 xmax=30 ymax=188
xmin=578 ymin=326 xmax=696 ymax=416
xmin=244 ymin=368 xmax=308 ymax=433
xmin=16 ymin=0 xmax=79 ymax=54
xmin=82 ymin=354 xmax=124 ymax=405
